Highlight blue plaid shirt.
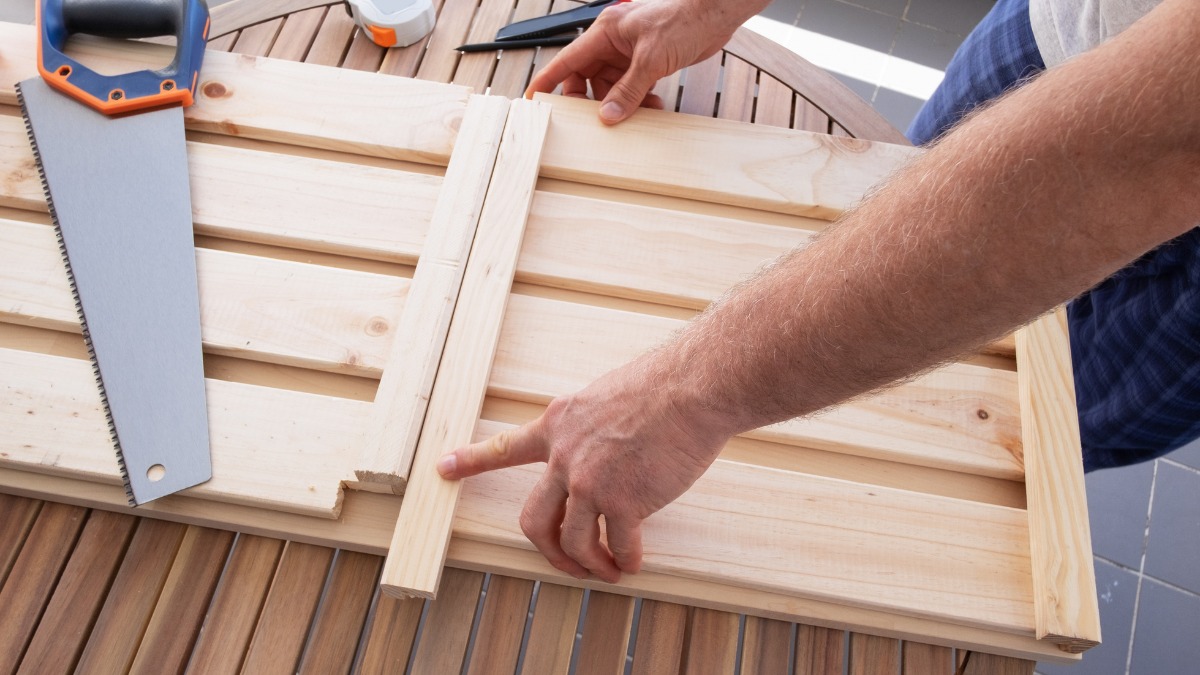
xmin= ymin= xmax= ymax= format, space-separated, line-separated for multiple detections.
xmin=908 ymin=0 xmax=1200 ymax=471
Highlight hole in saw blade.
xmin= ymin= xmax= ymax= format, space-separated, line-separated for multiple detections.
xmin=147 ymin=464 xmax=166 ymax=482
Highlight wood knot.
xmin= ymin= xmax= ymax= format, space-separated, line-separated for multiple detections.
xmin=202 ymin=81 xmax=229 ymax=99
xmin=977 ymin=409 xmax=990 ymax=420
xmin=829 ymin=136 xmax=871 ymax=153
xmin=366 ymin=316 xmax=390 ymax=337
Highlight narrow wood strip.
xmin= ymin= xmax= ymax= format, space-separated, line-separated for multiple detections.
xmin=130 ymin=527 xmax=235 ymax=675
xmin=210 ymin=0 xmax=332 ymax=38
xmin=356 ymin=594 xmax=425 ymax=674
xmin=576 ymin=591 xmax=635 ymax=675
xmin=241 ymin=542 xmax=335 ymax=675
xmin=342 ymin=31 xmax=387 ymax=72
xmin=407 ymin=567 xmax=485 ymax=675
xmin=415 ymin=0 xmax=477 ymax=83
xmin=186 ymin=535 xmax=286 ymax=675
xmin=520 ymin=583 xmax=584 ymax=675
xmin=901 ymin=642 xmax=953 ymax=675
xmin=465 ymin=575 xmax=535 ymax=675
xmin=75 ymin=519 xmax=187 ymax=674
xmin=297 ymin=551 xmax=382 ymax=674
xmin=535 ymin=93 xmax=919 ymax=220
xmin=741 ymin=616 xmax=793 ymax=674
xmin=0 ymin=494 xmax=40 ymax=587
xmin=232 ymin=18 xmax=284 ymax=57
xmin=379 ymin=99 xmax=551 ymax=599
xmin=357 ymin=95 xmax=510 ymax=489
xmin=831 ymin=124 xmax=852 ymax=138
xmin=524 ymin=0 xmax=576 ymax=94
xmin=717 ymin=55 xmax=757 ymax=123
xmin=678 ymin=52 xmax=722 ymax=118
xmin=452 ymin=0 xmax=516 ymax=91
xmin=795 ymin=625 xmax=844 ymax=675
xmin=17 ymin=510 xmax=136 ymax=675
xmin=631 ymin=599 xmax=688 ymax=675
xmin=377 ymin=0 xmax=447 ymax=78
xmin=960 ymin=652 xmax=1035 ymax=675
xmin=1015 ymin=309 xmax=1100 ymax=651
xmin=269 ymin=6 xmax=328 ymax=61
xmin=304 ymin=5 xmax=357 ymax=66
xmin=849 ymin=634 xmax=899 ymax=675
xmin=793 ymin=97 xmax=831 ymax=134
xmin=0 ymin=472 xmax=1079 ymax=665
xmin=0 ymin=502 xmax=87 ymax=673
xmin=754 ymin=73 xmax=794 ymax=129
xmin=487 ymin=0 xmax=556 ymax=98
xmin=206 ymin=32 xmax=239 ymax=51
xmin=1 ymin=348 xmax=363 ymax=517
xmin=682 ymin=607 xmax=740 ymax=675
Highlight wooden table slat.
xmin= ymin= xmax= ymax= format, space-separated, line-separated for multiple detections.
xmin=378 ymin=0 xmax=448 ymax=78
xmin=186 ymin=534 xmax=286 ymax=675
xmin=342 ymin=31 xmax=388 ymax=72
xmin=519 ymin=582 xmax=584 ymax=675
xmin=451 ymin=0 xmax=516 ymax=92
xmin=298 ymin=550 xmax=382 ymax=674
xmin=718 ymin=55 xmax=757 ymax=123
xmin=576 ymin=591 xmax=635 ymax=675
xmin=270 ymin=6 xmax=328 ymax=61
xmin=741 ymin=616 xmax=794 ymax=675
xmin=962 ymin=652 xmax=1036 ymax=675
xmin=630 ymin=599 xmax=687 ymax=675
xmin=0 ymin=494 xmax=41 ymax=588
xmin=849 ymin=633 xmax=900 ymax=675
xmin=304 ymin=6 xmax=357 ymax=67
xmin=754 ymin=73 xmax=794 ymax=129
xmin=240 ymin=542 xmax=336 ymax=675
xmin=414 ymin=0 xmax=478 ymax=83
xmin=682 ymin=607 xmax=740 ymax=675
xmin=356 ymin=594 xmax=425 ymax=674
xmin=74 ymin=519 xmax=187 ymax=675
xmin=408 ymin=567 xmax=485 ymax=675
xmin=902 ymin=642 xmax=954 ymax=675
xmin=233 ymin=17 xmax=285 ymax=57
xmin=678 ymin=52 xmax=723 ymax=118
xmin=464 ymin=575 xmax=535 ymax=675
xmin=486 ymin=0 xmax=556 ymax=98
xmin=795 ymin=625 xmax=845 ymax=675
xmin=794 ymin=96 xmax=831 ymax=134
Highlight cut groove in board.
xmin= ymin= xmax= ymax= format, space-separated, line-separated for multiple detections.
xmin=1015 ymin=310 xmax=1100 ymax=652
xmin=357 ymin=94 xmax=511 ymax=491
xmin=379 ymin=98 xmax=552 ymax=600
xmin=535 ymin=94 xmax=921 ymax=219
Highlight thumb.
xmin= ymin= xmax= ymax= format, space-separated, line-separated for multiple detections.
xmin=599 ymin=57 xmax=661 ymax=125
xmin=437 ymin=418 xmax=548 ymax=479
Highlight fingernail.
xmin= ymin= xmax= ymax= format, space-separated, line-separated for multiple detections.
xmin=600 ymin=101 xmax=624 ymax=121
xmin=436 ymin=454 xmax=457 ymax=477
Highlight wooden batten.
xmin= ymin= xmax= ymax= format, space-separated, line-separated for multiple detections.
xmin=356 ymin=95 xmax=510 ymax=491
xmin=1016 ymin=310 xmax=1101 ymax=652
xmin=379 ymin=98 xmax=553 ymax=599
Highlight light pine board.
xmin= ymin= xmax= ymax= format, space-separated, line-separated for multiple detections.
xmin=1016 ymin=310 xmax=1101 ymax=651
xmin=357 ymin=94 xmax=510 ymax=490
xmin=379 ymin=99 xmax=552 ymax=599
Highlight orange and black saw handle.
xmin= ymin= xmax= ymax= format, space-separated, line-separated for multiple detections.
xmin=37 ymin=0 xmax=210 ymax=115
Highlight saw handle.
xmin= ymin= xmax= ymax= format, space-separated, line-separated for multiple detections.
xmin=37 ymin=0 xmax=210 ymax=115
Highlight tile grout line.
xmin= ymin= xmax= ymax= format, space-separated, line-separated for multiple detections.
xmin=1124 ymin=459 xmax=1159 ymax=675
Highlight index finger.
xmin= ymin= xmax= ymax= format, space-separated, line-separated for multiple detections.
xmin=438 ymin=418 xmax=549 ymax=479
xmin=525 ymin=28 xmax=617 ymax=98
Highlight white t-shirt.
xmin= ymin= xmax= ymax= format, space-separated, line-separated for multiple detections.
xmin=1029 ymin=0 xmax=1161 ymax=67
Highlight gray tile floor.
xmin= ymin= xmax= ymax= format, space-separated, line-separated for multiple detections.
xmin=3 ymin=1 xmax=1198 ymax=672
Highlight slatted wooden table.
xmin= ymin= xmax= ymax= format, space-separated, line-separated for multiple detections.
xmin=0 ymin=2 xmax=1041 ymax=673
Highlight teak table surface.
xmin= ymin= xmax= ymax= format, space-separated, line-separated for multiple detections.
xmin=0 ymin=1 xmax=1038 ymax=673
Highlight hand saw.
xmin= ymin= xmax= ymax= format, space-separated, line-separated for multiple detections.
xmin=17 ymin=0 xmax=213 ymax=505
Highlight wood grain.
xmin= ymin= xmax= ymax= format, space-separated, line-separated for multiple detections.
xmin=342 ymin=31 xmax=387 ymax=72
xmin=755 ymin=74 xmax=794 ymax=129
xmin=297 ymin=550 xmax=382 ymax=674
xmin=210 ymin=0 xmax=331 ymax=38
xmin=682 ymin=608 xmax=740 ymax=675
xmin=269 ymin=6 xmax=328 ymax=61
xmin=357 ymin=593 xmax=426 ymax=674
xmin=357 ymin=94 xmax=509 ymax=489
xmin=741 ymin=616 xmax=793 ymax=674
xmin=465 ymin=575 xmax=535 ymax=675
xmin=1016 ymin=310 xmax=1101 ymax=651
xmin=0 ymin=502 xmax=87 ymax=673
xmin=961 ymin=652 xmax=1035 ymax=675
xmin=451 ymin=0 xmax=516 ymax=91
xmin=379 ymin=99 xmax=551 ymax=599
xmin=718 ymin=56 xmax=758 ymax=123
xmin=520 ymin=583 xmax=584 ymax=675
xmin=241 ymin=542 xmax=335 ymax=675
xmin=577 ymin=591 xmax=635 ymax=675
xmin=901 ymin=642 xmax=953 ymax=675
xmin=631 ymin=600 xmax=688 ymax=675
xmin=0 ymin=494 xmax=40 ymax=587
xmin=849 ymin=634 xmax=900 ymax=675
xmin=795 ymin=625 xmax=844 ymax=675
xmin=305 ymin=6 xmax=357 ymax=66
xmin=233 ymin=18 xmax=283 ymax=56
xmin=408 ymin=567 xmax=485 ymax=675
xmin=678 ymin=52 xmax=723 ymax=118
xmin=487 ymin=0 xmax=555 ymax=98
xmin=415 ymin=0 xmax=477 ymax=83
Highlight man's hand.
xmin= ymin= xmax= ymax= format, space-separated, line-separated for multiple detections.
xmin=525 ymin=0 xmax=766 ymax=124
xmin=437 ymin=357 xmax=731 ymax=582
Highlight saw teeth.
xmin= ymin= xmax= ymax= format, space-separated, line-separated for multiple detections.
xmin=17 ymin=81 xmax=137 ymax=507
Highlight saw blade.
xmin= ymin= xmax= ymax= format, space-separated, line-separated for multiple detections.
xmin=17 ymin=77 xmax=212 ymax=506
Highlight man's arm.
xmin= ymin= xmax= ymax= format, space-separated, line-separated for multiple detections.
xmin=440 ymin=0 xmax=1200 ymax=583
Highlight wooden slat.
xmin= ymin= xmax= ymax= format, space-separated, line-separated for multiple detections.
xmin=487 ymin=0 xmax=556 ymax=98
xmin=408 ymin=567 xmax=485 ymax=675
xmin=297 ymin=550 xmax=382 ymax=674
xmin=755 ymin=73 xmax=794 ymax=129
xmin=961 ymin=652 xmax=1035 ymax=675
xmin=682 ymin=608 xmax=740 ymax=675
xmin=415 ymin=0 xmax=477 ymax=83
xmin=269 ymin=6 xmax=328 ymax=61
xmin=129 ymin=527 xmax=235 ymax=675
xmin=451 ymin=0 xmax=516 ymax=91
xmin=741 ymin=616 xmax=792 ymax=674
xmin=1 ymin=348 xmax=363 ymax=517
xmin=795 ymin=625 xmax=844 ymax=675
xmin=901 ymin=642 xmax=953 ymax=675
xmin=535 ymin=93 xmax=919 ymax=220
xmin=0 ymin=494 xmax=40 ymax=587
xmin=186 ymin=535 xmax=286 ymax=674
xmin=0 ymin=470 xmax=1080 ymax=665
xmin=849 ymin=634 xmax=900 ymax=675
xmin=377 ymin=0 xmax=448 ymax=78
xmin=357 ymin=594 xmax=425 ymax=674
xmin=520 ymin=583 xmax=584 ymax=675
xmin=631 ymin=600 xmax=688 ymax=675
xmin=342 ymin=31 xmax=387 ymax=72
xmin=206 ymin=32 xmax=239 ymax=51
xmin=794 ymin=97 xmax=831 ymax=134
xmin=0 ymin=502 xmax=86 ymax=673
xmin=678 ymin=53 xmax=722 ymax=118
xmin=1016 ymin=309 xmax=1100 ymax=651
xmin=465 ymin=575 xmax=535 ymax=675
xmin=17 ymin=510 xmax=136 ymax=675
xmin=241 ymin=542 xmax=335 ymax=675
xmin=304 ymin=6 xmax=357 ymax=66
xmin=576 ymin=591 xmax=635 ymax=675
xmin=210 ymin=0 xmax=332 ymax=38
xmin=379 ymin=99 xmax=551 ymax=599
xmin=75 ymin=519 xmax=187 ymax=674
xmin=232 ymin=18 xmax=284 ymax=57
xmin=654 ymin=70 xmax=684 ymax=116
xmin=718 ymin=55 xmax=757 ymax=123
xmin=357 ymin=94 xmax=509 ymax=489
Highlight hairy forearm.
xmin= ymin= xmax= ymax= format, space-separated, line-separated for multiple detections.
xmin=656 ymin=0 xmax=1200 ymax=438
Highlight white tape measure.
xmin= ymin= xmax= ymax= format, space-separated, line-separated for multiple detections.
xmin=344 ymin=0 xmax=436 ymax=48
